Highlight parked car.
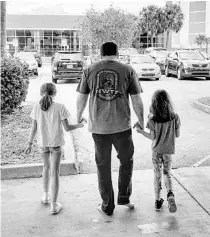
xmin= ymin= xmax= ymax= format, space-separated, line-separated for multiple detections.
xmin=165 ymin=50 xmax=210 ymax=80
xmin=200 ymin=51 xmax=210 ymax=60
xmin=119 ymin=54 xmax=130 ymax=64
xmin=15 ymin=52 xmax=38 ymax=76
xmin=144 ymin=47 xmax=166 ymax=54
xmin=129 ymin=54 xmax=161 ymax=80
xmin=25 ymin=50 xmax=42 ymax=67
xmin=51 ymin=51 xmax=84 ymax=83
xmin=148 ymin=49 xmax=172 ymax=74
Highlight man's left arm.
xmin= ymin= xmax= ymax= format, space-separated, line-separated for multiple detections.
xmin=128 ymin=68 xmax=144 ymax=129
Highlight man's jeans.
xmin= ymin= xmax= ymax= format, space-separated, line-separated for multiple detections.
xmin=92 ymin=129 xmax=134 ymax=215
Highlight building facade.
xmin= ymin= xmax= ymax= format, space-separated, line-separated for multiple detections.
xmin=6 ymin=2 xmax=210 ymax=56
xmin=172 ymin=1 xmax=210 ymax=53
xmin=6 ymin=15 xmax=84 ymax=56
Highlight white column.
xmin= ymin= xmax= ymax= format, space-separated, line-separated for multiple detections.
xmin=176 ymin=1 xmax=189 ymax=48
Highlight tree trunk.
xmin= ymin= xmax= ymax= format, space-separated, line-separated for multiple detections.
xmin=166 ymin=31 xmax=170 ymax=50
xmin=1 ymin=1 xmax=6 ymax=58
xmin=151 ymin=35 xmax=153 ymax=47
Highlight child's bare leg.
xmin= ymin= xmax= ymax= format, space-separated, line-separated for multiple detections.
xmin=42 ymin=152 xmax=51 ymax=192
xmin=50 ymin=147 xmax=62 ymax=214
xmin=41 ymin=149 xmax=50 ymax=203
xmin=50 ymin=148 xmax=62 ymax=203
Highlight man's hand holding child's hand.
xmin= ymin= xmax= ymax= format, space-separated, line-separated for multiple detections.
xmin=78 ymin=117 xmax=87 ymax=128
xmin=25 ymin=143 xmax=32 ymax=154
xmin=133 ymin=122 xmax=144 ymax=134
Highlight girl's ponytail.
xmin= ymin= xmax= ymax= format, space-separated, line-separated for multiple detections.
xmin=39 ymin=94 xmax=53 ymax=111
xmin=39 ymin=83 xmax=57 ymax=111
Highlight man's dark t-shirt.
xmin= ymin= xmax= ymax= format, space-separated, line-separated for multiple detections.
xmin=77 ymin=60 xmax=143 ymax=134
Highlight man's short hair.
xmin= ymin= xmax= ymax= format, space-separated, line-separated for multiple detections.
xmin=101 ymin=42 xmax=118 ymax=56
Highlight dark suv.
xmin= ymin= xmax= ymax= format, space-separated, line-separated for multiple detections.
xmin=165 ymin=50 xmax=210 ymax=80
xmin=51 ymin=51 xmax=84 ymax=83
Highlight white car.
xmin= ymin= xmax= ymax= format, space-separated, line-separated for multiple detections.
xmin=15 ymin=52 xmax=38 ymax=76
xmin=130 ymin=54 xmax=161 ymax=80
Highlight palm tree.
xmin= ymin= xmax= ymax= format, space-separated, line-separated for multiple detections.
xmin=195 ymin=34 xmax=207 ymax=49
xmin=1 ymin=1 xmax=6 ymax=58
xmin=137 ymin=5 xmax=164 ymax=47
xmin=163 ymin=3 xmax=184 ymax=49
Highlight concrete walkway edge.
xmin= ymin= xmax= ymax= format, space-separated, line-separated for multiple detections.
xmin=192 ymin=99 xmax=210 ymax=115
xmin=171 ymin=172 xmax=210 ymax=216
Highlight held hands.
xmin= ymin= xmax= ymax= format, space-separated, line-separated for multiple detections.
xmin=133 ymin=121 xmax=144 ymax=134
xmin=78 ymin=117 xmax=87 ymax=128
xmin=25 ymin=143 xmax=32 ymax=154
xmin=133 ymin=121 xmax=144 ymax=130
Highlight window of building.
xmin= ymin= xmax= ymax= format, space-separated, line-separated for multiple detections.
xmin=16 ymin=30 xmax=25 ymax=37
xmin=189 ymin=23 xmax=205 ymax=34
xmin=7 ymin=30 xmax=15 ymax=37
xmin=189 ymin=1 xmax=206 ymax=12
xmin=62 ymin=30 xmax=70 ymax=37
xmin=25 ymin=30 xmax=35 ymax=37
xmin=7 ymin=36 xmax=15 ymax=42
xmin=17 ymin=37 xmax=26 ymax=50
xmin=6 ymin=29 xmax=82 ymax=56
xmin=44 ymin=30 xmax=52 ymax=37
xmin=189 ymin=12 xmax=206 ymax=23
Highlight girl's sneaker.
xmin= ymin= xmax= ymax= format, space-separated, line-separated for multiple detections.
xmin=155 ymin=198 xmax=164 ymax=211
xmin=51 ymin=202 xmax=62 ymax=215
xmin=167 ymin=191 xmax=177 ymax=213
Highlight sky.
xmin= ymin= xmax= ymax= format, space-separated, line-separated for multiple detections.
xmin=6 ymin=0 xmax=167 ymax=16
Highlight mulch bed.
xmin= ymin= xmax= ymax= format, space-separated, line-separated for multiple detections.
xmin=198 ymin=97 xmax=210 ymax=107
xmin=1 ymin=104 xmax=65 ymax=166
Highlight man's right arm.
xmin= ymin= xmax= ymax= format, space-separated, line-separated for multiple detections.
xmin=76 ymin=93 xmax=89 ymax=123
xmin=76 ymin=68 xmax=90 ymax=123
xmin=130 ymin=93 xmax=144 ymax=129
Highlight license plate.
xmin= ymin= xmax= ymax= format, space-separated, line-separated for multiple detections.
xmin=67 ymin=64 xmax=73 ymax=69
xmin=142 ymin=74 xmax=155 ymax=76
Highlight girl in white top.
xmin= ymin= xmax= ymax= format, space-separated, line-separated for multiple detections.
xmin=25 ymin=83 xmax=85 ymax=215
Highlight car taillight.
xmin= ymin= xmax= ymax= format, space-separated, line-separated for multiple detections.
xmin=53 ymin=63 xmax=58 ymax=71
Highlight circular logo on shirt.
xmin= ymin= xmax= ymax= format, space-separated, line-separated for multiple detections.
xmin=95 ymin=70 xmax=121 ymax=101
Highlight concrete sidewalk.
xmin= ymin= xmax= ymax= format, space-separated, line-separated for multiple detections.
xmin=1 ymin=167 xmax=210 ymax=237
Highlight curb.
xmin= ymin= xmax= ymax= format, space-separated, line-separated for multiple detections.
xmin=1 ymin=131 xmax=79 ymax=180
xmin=192 ymin=100 xmax=210 ymax=115
xmin=1 ymin=161 xmax=78 ymax=180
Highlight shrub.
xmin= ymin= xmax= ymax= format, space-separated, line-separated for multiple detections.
xmin=1 ymin=57 xmax=30 ymax=114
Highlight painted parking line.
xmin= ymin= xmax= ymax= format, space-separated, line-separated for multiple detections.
xmin=192 ymin=154 xmax=210 ymax=167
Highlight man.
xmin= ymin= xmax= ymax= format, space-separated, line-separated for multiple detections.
xmin=76 ymin=42 xmax=144 ymax=216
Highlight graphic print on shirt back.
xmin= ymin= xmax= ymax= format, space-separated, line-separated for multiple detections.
xmin=95 ymin=69 xmax=121 ymax=101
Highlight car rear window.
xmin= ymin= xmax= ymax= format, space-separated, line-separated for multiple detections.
xmin=130 ymin=55 xmax=154 ymax=64
xmin=179 ymin=51 xmax=204 ymax=60
xmin=58 ymin=53 xmax=82 ymax=61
